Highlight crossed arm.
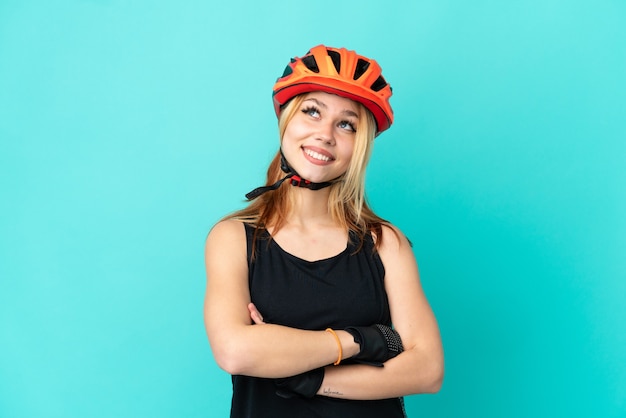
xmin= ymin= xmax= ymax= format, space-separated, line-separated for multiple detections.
xmin=204 ymin=219 xmax=444 ymax=400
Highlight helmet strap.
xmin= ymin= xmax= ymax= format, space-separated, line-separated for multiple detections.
xmin=244 ymin=150 xmax=334 ymax=200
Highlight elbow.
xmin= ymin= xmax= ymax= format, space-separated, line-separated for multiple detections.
xmin=426 ymin=368 xmax=444 ymax=394
xmin=423 ymin=358 xmax=445 ymax=394
xmin=402 ymin=343 xmax=445 ymax=394
xmin=213 ymin=351 xmax=241 ymax=376
xmin=404 ymin=352 xmax=444 ymax=394
xmin=210 ymin=340 xmax=251 ymax=376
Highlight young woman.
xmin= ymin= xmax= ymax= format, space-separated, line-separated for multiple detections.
xmin=204 ymin=45 xmax=443 ymax=417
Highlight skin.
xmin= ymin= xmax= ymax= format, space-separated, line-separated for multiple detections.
xmin=281 ymin=92 xmax=358 ymax=185
xmin=204 ymin=92 xmax=444 ymax=400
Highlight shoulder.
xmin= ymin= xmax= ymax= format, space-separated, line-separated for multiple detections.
xmin=373 ymin=223 xmax=416 ymax=271
xmin=207 ymin=218 xmax=247 ymax=238
xmin=374 ymin=223 xmax=411 ymax=254
xmin=205 ymin=219 xmax=248 ymax=255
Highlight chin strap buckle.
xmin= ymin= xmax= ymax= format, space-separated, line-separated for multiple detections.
xmin=290 ymin=175 xmax=312 ymax=188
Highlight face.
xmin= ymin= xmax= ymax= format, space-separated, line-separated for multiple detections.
xmin=281 ymin=91 xmax=360 ymax=184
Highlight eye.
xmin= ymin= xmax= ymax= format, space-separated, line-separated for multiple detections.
xmin=338 ymin=120 xmax=357 ymax=133
xmin=301 ymin=106 xmax=320 ymax=118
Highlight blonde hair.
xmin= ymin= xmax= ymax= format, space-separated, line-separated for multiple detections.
xmin=226 ymin=93 xmax=389 ymax=251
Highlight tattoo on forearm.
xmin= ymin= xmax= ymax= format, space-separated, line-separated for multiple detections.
xmin=322 ymin=387 xmax=344 ymax=396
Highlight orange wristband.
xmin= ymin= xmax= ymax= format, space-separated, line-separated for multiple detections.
xmin=325 ymin=328 xmax=343 ymax=366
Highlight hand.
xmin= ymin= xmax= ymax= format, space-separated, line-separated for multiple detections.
xmin=345 ymin=324 xmax=404 ymax=366
xmin=248 ymin=303 xmax=266 ymax=325
xmin=275 ymin=368 xmax=325 ymax=399
xmin=247 ymin=303 xmax=324 ymax=398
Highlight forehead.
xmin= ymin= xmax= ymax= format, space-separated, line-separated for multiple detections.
xmin=302 ymin=91 xmax=360 ymax=114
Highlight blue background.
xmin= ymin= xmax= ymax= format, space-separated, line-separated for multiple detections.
xmin=1 ymin=1 xmax=624 ymax=417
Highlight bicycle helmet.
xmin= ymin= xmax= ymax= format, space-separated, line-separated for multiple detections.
xmin=273 ymin=45 xmax=393 ymax=135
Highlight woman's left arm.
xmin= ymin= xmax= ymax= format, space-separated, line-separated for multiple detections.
xmin=317 ymin=224 xmax=444 ymax=400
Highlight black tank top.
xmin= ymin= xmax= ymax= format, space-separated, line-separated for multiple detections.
xmin=228 ymin=223 xmax=406 ymax=418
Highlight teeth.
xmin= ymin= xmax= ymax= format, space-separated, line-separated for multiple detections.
xmin=304 ymin=148 xmax=331 ymax=162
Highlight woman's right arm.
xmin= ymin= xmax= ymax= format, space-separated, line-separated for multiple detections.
xmin=204 ymin=220 xmax=359 ymax=378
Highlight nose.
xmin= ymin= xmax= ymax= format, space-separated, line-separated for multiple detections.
xmin=315 ymin=121 xmax=335 ymax=146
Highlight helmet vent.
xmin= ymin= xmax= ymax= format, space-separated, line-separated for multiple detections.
xmin=328 ymin=50 xmax=341 ymax=73
xmin=353 ymin=59 xmax=370 ymax=80
xmin=272 ymin=45 xmax=394 ymax=134
xmin=371 ymin=75 xmax=388 ymax=92
xmin=281 ymin=65 xmax=293 ymax=78
xmin=302 ymin=55 xmax=320 ymax=73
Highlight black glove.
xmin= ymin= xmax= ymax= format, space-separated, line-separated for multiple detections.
xmin=345 ymin=324 xmax=404 ymax=367
xmin=275 ymin=368 xmax=325 ymax=399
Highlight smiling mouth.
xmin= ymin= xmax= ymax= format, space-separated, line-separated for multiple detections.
xmin=303 ymin=148 xmax=334 ymax=162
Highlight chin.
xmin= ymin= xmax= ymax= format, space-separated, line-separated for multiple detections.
xmin=292 ymin=162 xmax=346 ymax=183
xmin=301 ymin=166 xmax=347 ymax=183
xmin=299 ymin=173 xmax=330 ymax=183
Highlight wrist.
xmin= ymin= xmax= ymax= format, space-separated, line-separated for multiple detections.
xmin=336 ymin=330 xmax=360 ymax=358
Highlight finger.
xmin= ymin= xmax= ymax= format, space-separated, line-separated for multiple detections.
xmin=248 ymin=303 xmax=265 ymax=324
xmin=252 ymin=312 xmax=263 ymax=324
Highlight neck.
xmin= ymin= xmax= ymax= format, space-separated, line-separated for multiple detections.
xmin=285 ymin=187 xmax=334 ymax=226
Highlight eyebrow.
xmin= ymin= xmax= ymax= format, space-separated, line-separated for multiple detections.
xmin=304 ymin=98 xmax=359 ymax=119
